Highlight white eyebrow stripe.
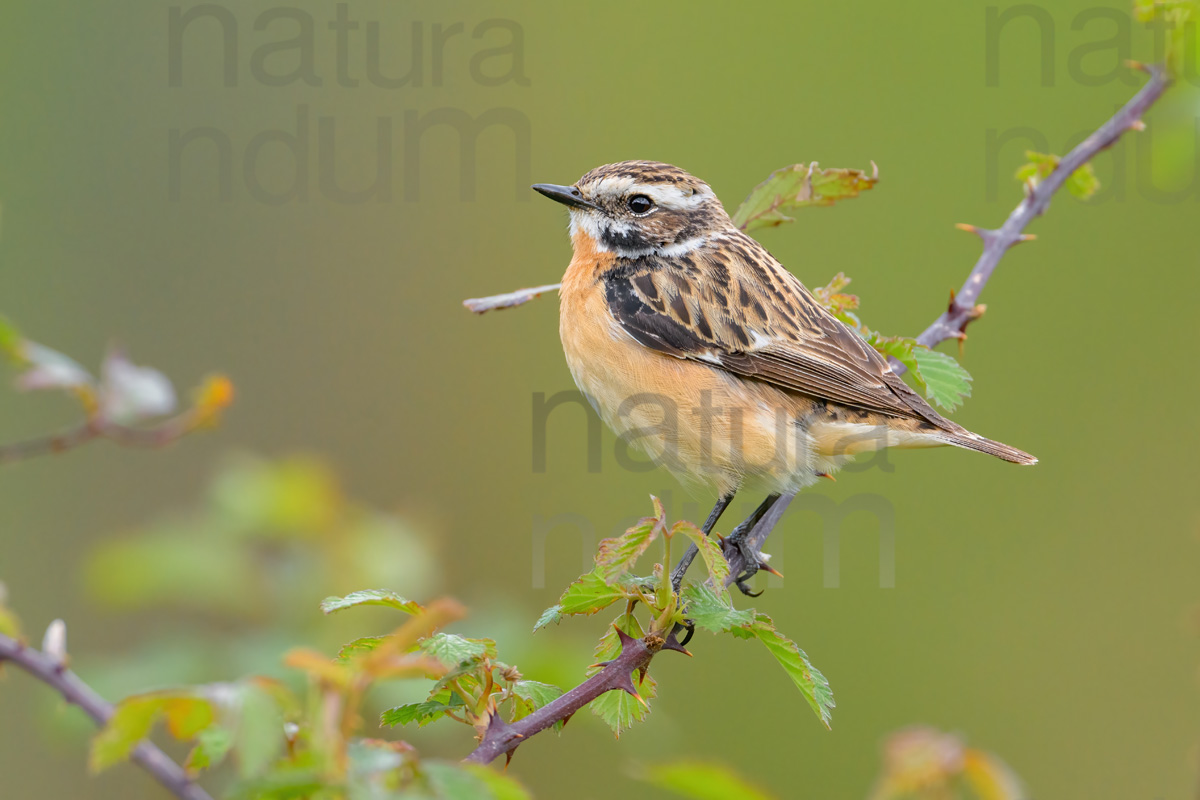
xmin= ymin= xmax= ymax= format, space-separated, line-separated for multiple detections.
xmin=640 ymin=184 xmax=711 ymax=210
xmin=589 ymin=176 xmax=712 ymax=211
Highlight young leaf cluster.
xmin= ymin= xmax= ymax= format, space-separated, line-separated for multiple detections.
xmin=1015 ymin=150 xmax=1100 ymax=200
xmin=84 ymin=593 xmax=536 ymax=799
xmin=536 ymin=497 xmax=835 ymax=735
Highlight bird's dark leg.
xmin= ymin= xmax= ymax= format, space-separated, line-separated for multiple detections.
xmin=725 ymin=493 xmax=782 ymax=596
xmin=669 ymin=492 xmax=736 ymax=646
xmin=669 ymin=492 xmax=735 ymax=592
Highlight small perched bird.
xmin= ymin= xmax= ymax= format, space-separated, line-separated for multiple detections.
xmin=534 ymin=161 xmax=1035 ymax=591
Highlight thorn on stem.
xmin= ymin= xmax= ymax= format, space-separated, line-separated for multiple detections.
xmin=662 ymin=627 xmax=694 ymax=656
xmin=955 ymin=223 xmax=1000 ymax=243
xmin=613 ymin=625 xmax=639 ymax=651
xmin=612 ymin=671 xmax=639 ymax=696
xmin=1130 ymin=119 xmax=1146 ymax=132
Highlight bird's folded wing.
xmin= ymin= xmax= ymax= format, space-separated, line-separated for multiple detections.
xmin=602 ymin=235 xmax=944 ymax=425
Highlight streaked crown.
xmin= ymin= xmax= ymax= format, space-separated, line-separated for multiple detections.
xmin=535 ymin=161 xmax=732 ymax=256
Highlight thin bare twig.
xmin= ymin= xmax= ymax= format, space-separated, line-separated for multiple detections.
xmin=463 ymin=283 xmax=562 ymax=314
xmin=0 ymin=398 xmax=231 ymax=465
xmin=0 ymin=631 xmax=214 ymax=800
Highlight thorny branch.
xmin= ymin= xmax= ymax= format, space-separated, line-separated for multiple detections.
xmin=464 ymin=627 xmax=689 ymax=765
xmin=0 ymin=629 xmax=214 ymax=800
xmin=460 ymin=64 xmax=1172 ymax=766
xmin=911 ymin=64 xmax=1170 ymax=354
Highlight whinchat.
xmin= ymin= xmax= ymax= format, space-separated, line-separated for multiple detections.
xmin=534 ymin=161 xmax=1035 ymax=592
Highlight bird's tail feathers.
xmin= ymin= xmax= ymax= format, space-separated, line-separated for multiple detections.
xmin=937 ymin=430 xmax=1038 ymax=465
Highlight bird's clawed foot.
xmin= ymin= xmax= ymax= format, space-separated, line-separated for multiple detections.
xmin=722 ymin=533 xmax=781 ymax=597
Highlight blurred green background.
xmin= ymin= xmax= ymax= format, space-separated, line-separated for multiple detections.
xmin=2 ymin=0 xmax=1198 ymax=797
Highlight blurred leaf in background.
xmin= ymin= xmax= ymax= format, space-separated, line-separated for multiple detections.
xmin=80 ymin=454 xmax=440 ymax=692
xmin=868 ymin=726 xmax=1025 ymax=800
xmin=635 ymin=759 xmax=776 ymax=800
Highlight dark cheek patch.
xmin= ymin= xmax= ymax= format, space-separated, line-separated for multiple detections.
xmin=601 ymin=225 xmax=653 ymax=251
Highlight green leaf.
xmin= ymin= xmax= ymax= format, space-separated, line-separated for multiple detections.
xmin=227 ymin=764 xmax=325 ymax=800
xmin=865 ymin=333 xmax=920 ymax=376
xmin=911 ymin=347 xmax=973 ymax=412
xmin=0 ymin=606 xmax=20 ymax=638
xmin=510 ymin=680 xmax=565 ymax=731
xmin=381 ymin=697 xmax=461 ymax=728
xmin=348 ymin=739 xmax=409 ymax=778
xmin=1066 ymin=162 xmax=1100 ymax=200
xmin=91 ymin=695 xmax=168 ymax=772
xmin=1015 ymin=150 xmax=1100 ymax=200
xmin=638 ymin=760 xmax=776 ymax=800
xmin=732 ymin=162 xmax=879 ymax=231
xmin=335 ymin=636 xmax=385 ymax=663
xmin=235 ymin=683 xmax=284 ymax=779
xmin=748 ymin=613 xmax=834 ymax=728
xmin=595 ymin=496 xmax=664 ymax=583
xmin=211 ymin=454 xmax=340 ymax=536
xmin=1014 ymin=150 xmax=1057 ymax=186
xmin=420 ymin=632 xmax=497 ymax=666
xmin=424 ymin=759 xmax=530 ymax=800
xmin=0 ymin=583 xmax=21 ymax=638
xmin=672 ymin=521 xmax=730 ymax=587
xmin=186 ymin=725 xmax=234 ymax=774
xmin=162 ymin=696 xmax=215 ymax=739
xmin=90 ymin=690 xmax=217 ymax=773
xmin=460 ymin=763 xmax=534 ymax=800
xmin=556 ymin=569 xmax=628 ymax=617
xmin=587 ymin=613 xmax=656 ymax=736
xmin=532 ymin=604 xmax=564 ymax=632
xmin=0 ymin=316 xmax=24 ymax=364
xmin=320 ymin=589 xmax=423 ymax=615
xmin=680 ymin=584 xmax=753 ymax=634
xmin=1133 ymin=1 xmax=1198 ymax=74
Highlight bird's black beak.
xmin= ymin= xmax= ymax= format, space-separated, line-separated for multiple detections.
xmin=532 ymin=183 xmax=598 ymax=211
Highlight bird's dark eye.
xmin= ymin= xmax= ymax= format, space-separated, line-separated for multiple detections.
xmin=627 ymin=194 xmax=654 ymax=215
